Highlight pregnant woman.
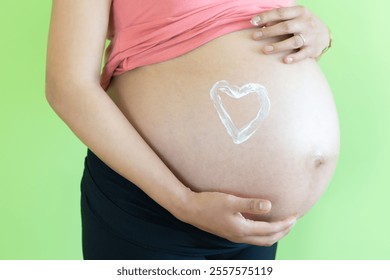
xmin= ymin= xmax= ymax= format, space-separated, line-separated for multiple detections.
xmin=46 ymin=0 xmax=338 ymax=260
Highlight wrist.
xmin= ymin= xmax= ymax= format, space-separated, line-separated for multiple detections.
xmin=167 ymin=184 xmax=196 ymax=222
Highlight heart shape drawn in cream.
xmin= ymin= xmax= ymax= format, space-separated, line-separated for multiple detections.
xmin=210 ymin=80 xmax=271 ymax=144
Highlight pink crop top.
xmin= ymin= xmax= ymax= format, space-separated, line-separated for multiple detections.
xmin=100 ymin=0 xmax=294 ymax=90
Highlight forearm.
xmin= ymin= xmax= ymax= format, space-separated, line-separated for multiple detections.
xmin=46 ymin=82 xmax=192 ymax=218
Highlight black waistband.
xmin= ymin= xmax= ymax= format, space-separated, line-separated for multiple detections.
xmin=80 ymin=149 xmax=249 ymax=256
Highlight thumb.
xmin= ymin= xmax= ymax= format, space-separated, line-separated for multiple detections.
xmin=231 ymin=197 xmax=272 ymax=214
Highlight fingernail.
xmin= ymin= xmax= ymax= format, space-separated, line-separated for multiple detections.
xmin=259 ymin=201 xmax=271 ymax=211
xmin=253 ymin=31 xmax=262 ymax=39
xmin=250 ymin=16 xmax=261 ymax=26
xmin=285 ymin=57 xmax=294 ymax=64
xmin=263 ymin=45 xmax=274 ymax=52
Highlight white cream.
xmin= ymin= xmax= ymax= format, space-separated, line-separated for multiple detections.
xmin=210 ymin=80 xmax=271 ymax=144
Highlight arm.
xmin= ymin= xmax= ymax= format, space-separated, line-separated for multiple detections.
xmin=45 ymin=0 xmax=190 ymax=216
xmin=46 ymin=0 xmax=296 ymax=246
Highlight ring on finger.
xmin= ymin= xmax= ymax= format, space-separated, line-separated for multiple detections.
xmin=297 ymin=33 xmax=306 ymax=47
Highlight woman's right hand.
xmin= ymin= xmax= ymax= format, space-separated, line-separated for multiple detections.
xmin=178 ymin=191 xmax=297 ymax=246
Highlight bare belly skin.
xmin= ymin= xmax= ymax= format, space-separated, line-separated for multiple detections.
xmin=106 ymin=29 xmax=340 ymax=222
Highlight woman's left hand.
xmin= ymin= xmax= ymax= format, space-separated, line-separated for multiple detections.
xmin=250 ymin=5 xmax=330 ymax=64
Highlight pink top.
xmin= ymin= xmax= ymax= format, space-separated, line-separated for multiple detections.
xmin=100 ymin=0 xmax=294 ymax=90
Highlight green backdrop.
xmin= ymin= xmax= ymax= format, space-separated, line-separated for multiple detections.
xmin=1 ymin=0 xmax=389 ymax=260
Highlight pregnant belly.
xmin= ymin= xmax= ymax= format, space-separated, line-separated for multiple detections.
xmin=107 ymin=29 xmax=340 ymax=222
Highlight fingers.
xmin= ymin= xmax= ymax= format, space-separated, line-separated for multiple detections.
xmin=251 ymin=5 xmax=307 ymax=26
xmin=260 ymin=35 xmax=320 ymax=64
xmin=284 ymin=47 xmax=312 ymax=64
xmin=229 ymin=196 xmax=272 ymax=214
xmin=261 ymin=35 xmax=306 ymax=55
xmin=187 ymin=192 xmax=298 ymax=247
xmin=252 ymin=19 xmax=305 ymax=40
xmin=228 ymin=215 xmax=297 ymax=246
xmin=250 ymin=5 xmax=329 ymax=63
xmin=227 ymin=196 xmax=297 ymax=246
xmin=241 ymin=220 xmax=295 ymax=246
xmin=243 ymin=215 xmax=297 ymax=237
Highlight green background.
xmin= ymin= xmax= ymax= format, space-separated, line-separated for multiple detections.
xmin=1 ymin=0 xmax=389 ymax=260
